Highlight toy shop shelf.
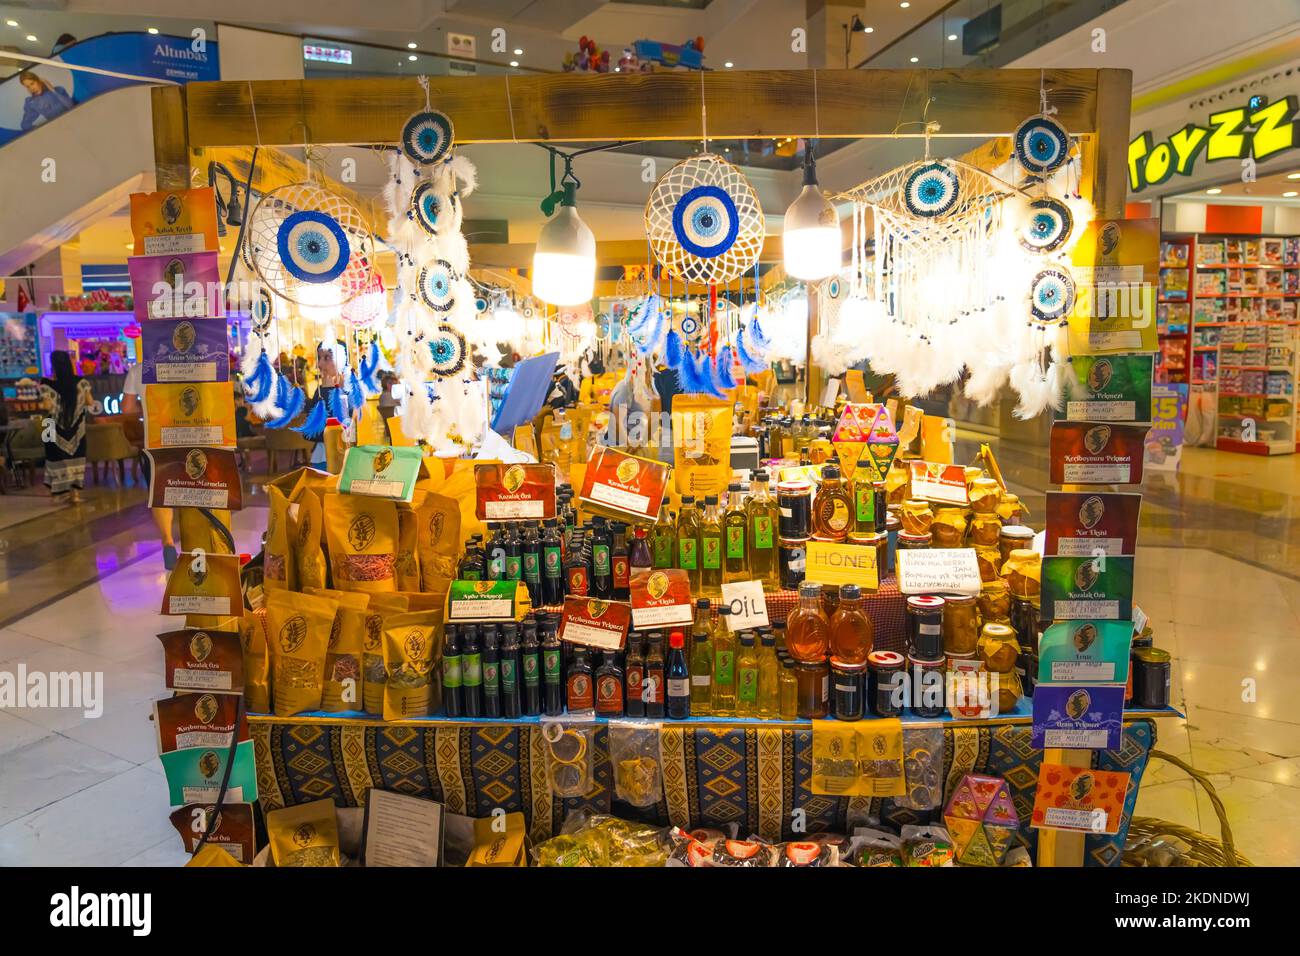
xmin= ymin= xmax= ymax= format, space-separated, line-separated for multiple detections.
xmin=243 ymin=702 xmax=1184 ymax=730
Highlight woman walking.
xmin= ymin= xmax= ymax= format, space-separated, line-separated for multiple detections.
xmin=40 ymin=350 xmax=91 ymax=505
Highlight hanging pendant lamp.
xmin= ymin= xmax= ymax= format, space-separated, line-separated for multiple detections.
xmin=533 ymin=180 xmax=596 ymax=306
xmin=782 ymin=145 xmax=840 ymax=281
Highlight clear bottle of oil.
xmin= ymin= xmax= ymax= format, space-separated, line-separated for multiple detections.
xmin=676 ymin=495 xmax=701 ymax=592
xmin=651 ymin=503 xmax=677 ymax=570
xmin=757 ymin=629 xmax=780 ymax=719
xmin=735 ymin=632 xmax=760 ymax=718
xmin=745 ymin=471 xmax=780 ymax=590
xmin=711 ymin=607 xmax=737 ymax=716
xmin=723 ymin=482 xmax=748 ymax=584
xmin=699 ymin=495 xmax=724 ymax=599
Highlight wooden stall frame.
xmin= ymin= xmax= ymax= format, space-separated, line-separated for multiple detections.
xmin=152 ymin=67 xmax=1137 ymax=868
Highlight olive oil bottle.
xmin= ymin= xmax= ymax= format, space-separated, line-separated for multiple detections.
xmin=745 ymin=470 xmax=780 ymax=589
xmin=723 ymin=483 xmax=748 ymax=584
xmin=699 ymin=495 xmax=723 ymax=598
xmin=711 ymin=607 xmax=737 ymax=716
xmin=652 ymin=503 xmax=677 ymax=570
xmin=735 ymin=632 xmax=760 ymax=717
xmin=676 ymin=495 xmax=701 ymax=592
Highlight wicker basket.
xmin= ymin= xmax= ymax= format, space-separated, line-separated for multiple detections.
xmin=1123 ymin=749 xmax=1251 ymax=867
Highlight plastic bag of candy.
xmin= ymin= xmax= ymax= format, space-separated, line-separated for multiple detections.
xmin=901 ymin=824 xmax=955 ymax=867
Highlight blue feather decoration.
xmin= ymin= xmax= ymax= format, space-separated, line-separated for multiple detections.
xmin=263 ymin=385 xmax=304 ymax=429
xmin=273 ymin=372 xmax=293 ymax=411
xmin=735 ymin=328 xmax=766 ymax=375
xmin=664 ymin=328 xmax=685 ymax=369
xmin=294 ymin=396 xmax=328 ymax=439
xmin=634 ymin=307 xmax=666 ymax=356
xmin=327 ymin=387 xmax=346 ymax=422
xmin=359 ymin=341 xmax=382 ymax=395
xmin=244 ymin=351 xmax=274 ymax=403
xmin=345 ymin=367 xmax=365 ymax=411
xmin=747 ymin=315 xmax=772 ymax=351
xmin=716 ymin=346 xmax=737 ymax=389
xmin=701 ymin=350 xmax=728 ymax=398
xmin=674 ymin=348 xmax=703 ymax=393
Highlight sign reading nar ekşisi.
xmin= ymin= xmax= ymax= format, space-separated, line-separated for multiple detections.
xmin=1128 ymin=94 xmax=1298 ymax=193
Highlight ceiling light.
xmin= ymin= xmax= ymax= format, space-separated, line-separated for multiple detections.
xmin=5 ymin=20 xmax=17 ymax=28
xmin=948 ymin=34 xmax=958 ymax=41
xmin=864 ymin=26 xmax=874 ymax=33
xmin=724 ymin=61 xmax=734 ymax=68
xmin=408 ymin=54 xmax=417 ymax=61
xmin=910 ymin=56 xmax=919 ymax=63
xmin=147 ymin=27 xmax=159 ymax=35
xmin=614 ymin=67 xmax=620 ymax=72
xmin=900 ymin=1 xmax=911 ymax=7
xmin=25 ymin=34 xmax=36 ymax=42
xmin=1288 ymin=173 xmax=1300 ymax=180
xmin=509 ymin=60 xmax=519 ymax=67
xmin=514 ymin=48 xmax=523 ymax=55
xmin=783 ymin=146 xmax=840 ymax=281
xmin=1206 ymin=188 xmax=1222 ymax=195
xmin=533 ymin=180 xmax=596 ymax=306
xmin=407 ymin=42 xmax=417 ymax=49
xmin=1284 ymin=191 xmax=1298 ymax=198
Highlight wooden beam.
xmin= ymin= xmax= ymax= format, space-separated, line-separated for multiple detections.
xmin=151 ymin=85 xmax=191 ymax=190
xmin=183 ymin=69 xmax=1112 ymax=148
xmin=1092 ymin=68 xmax=1134 ymax=219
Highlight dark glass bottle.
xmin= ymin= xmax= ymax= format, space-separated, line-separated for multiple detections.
xmin=645 ymin=634 xmax=666 ymax=718
xmin=461 ymin=624 xmax=483 ymax=718
xmin=541 ymin=518 xmax=564 ymax=605
xmin=566 ymin=647 xmax=594 ymax=714
xmin=624 ymin=636 xmax=646 ymax=717
xmin=542 ymin=621 xmax=563 ymax=716
xmin=486 ymin=523 xmax=506 ymax=580
xmin=629 ymin=526 xmax=653 ymax=577
xmin=611 ymin=521 xmax=630 ymax=601
xmin=666 ymin=631 xmax=690 ymax=719
xmin=481 ymin=626 xmax=501 ymax=718
xmin=590 ymin=516 xmax=613 ymax=598
xmin=458 ymin=537 xmax=486 ymax=581
xmin=521 ymin=620 xmax=542 ymax=716
xmin=503 ymin=524 xmax=523 ymax=582
xmin=521 ymin=523 xmax=542 ymax=603
xmin=442 ymin=624 xmax=463 ymax=717
xmin=499 ymin=622 xmax=521 ymax=718
xmin=595 ymin=650 xmax=625 ymax=717
xmin=565 ymin=528 xmax=589 ymax=596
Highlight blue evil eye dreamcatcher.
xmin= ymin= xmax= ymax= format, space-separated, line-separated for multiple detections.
xmin=418 ymin=259 xmax=458 ymax=312
xmin=277 ymin=209 xmax=350 ymax=284
xmin=902 ymin=161 xmax=960 ymax=219
xmin=401 ymin=110 xmax=454 ymax=166
xmin=428 ymin=324 xmax=467 ymax=377
xmin=1029 ymin=268 xmax=1076 ymax=325
xmin=474 ymin=294 xmax=490 ymax=315
xmin=1015 ymin=115 xmax=1071 ymax=176
xmin=645 ymin=154 xmax=765 ymax=285
xmin=250 ymin=285 xmax=275 ymax=334
xmin=596 ymin=312 xmax=624 ymax=341
xmin=1020 ymin=198 xmax=1073 ymax=254
xmin=676 ymin=312 xmax=703 ymax=343
xmin=410 ymin=181 xmax=443 ymax=235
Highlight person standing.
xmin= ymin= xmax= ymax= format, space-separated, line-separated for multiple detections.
xmin=40 ymin=350 xmax=91 ymax=505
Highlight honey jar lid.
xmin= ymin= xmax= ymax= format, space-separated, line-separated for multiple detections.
xmin=1000 ymin=525 xmax=1036 ymax=539
xmin=1133 ymin=647 xmax=1171 ymax=664
xmin=829 ymin=657 xmax=866 ymax=672
xmin=981 ymin=623 xmax=1016 ymax=639
xmin=1008 ymin=548 xmax=1039 ymax=560
xmin=868 ymin=650 xmax=905 ymax=667
xmin=906 ymin=595 xmax=945 ymax=610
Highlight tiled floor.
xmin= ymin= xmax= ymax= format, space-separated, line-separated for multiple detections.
xmin=1 ymin=445 xmax=1298 ymax=865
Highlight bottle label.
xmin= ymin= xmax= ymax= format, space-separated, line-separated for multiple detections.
xmin=678 ymin=538 xmax=698 ymax=570
xmin=463 ymin=571 xmax=482 ymax=581
xmin=753 ymin=515 xmax=774 ymax=550
xmin=702 ymin=535 xmax=722 ymax=569
xmin=523 ymin=554 xmax=540 ymax=581
xmin=483 ymin=662 xmax=499 ymax=689
xmin=667 ymin=678 xmax=690 ymax=698
xmin=646 ymin=669 xmax=665 ymax=703
xmin=568 ymin=567 xmax=589 ymax=596
xmin=825 ymin=499 xmax=850 ymax=533
xmin=653 ymin=535 xmax=674 ymax=568
xmin=596 ymin=674 xmax=623 ymax=711
xmin=856 ymin=485 xmax=876 ymax=524
xmin=505 ymin=557 xmax=522 ymax=580
xmin=500 ymin=659 xmax=517 ymax=690
xmin=612 ymin=556 xmax=629 ymax=588
xmin=726 ymin=526 xmax=745 ymax=560
xmin=443 ymin=656 xmax=462 ymax=688
xmin=567 ymin=673 xmax=593 ymax=710
xmin=738 ymin=666 xmax=759 ymax=702
xmin=544 ymin=546 xmax=562 ymax=578
xmin=543 ymin=649 xmax=561 ymax=680
xmin=691 ymin=675 xmax=711 ymax=687
xmin=593 ymin=544 xmax=610 ymax=575
xmin=715 ymin=650 xmax=735 ymax=684
xmin=626 ymin=665 xmax=643 ymax=698
xmin=523 ymin=654 xmax=540 ymax=686
xmin=463 ymin=654 xmax=482 ymax=686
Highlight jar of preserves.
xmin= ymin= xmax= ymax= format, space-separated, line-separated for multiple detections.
xmin=867 ymin=650 xmax=906 ymax=717
xmin=930 ymin=508 xmax=967 ymax=548
xmin=908 ymin=656 xmax=945 ymax=718
xmin=977 ymin=580 xmax=1012 ymax=625
xmin=1132 ymin=648 xmax=1171 ymax=708
xmin=779 ymin=537 xmax=809 ymax=590
xmin=830 ymin=658 xmax=865 ymax=721
xmin=905 ymin=595 xmax=945 ymax=659
xmin=794 ymin=659 xmax=830 ymax=719
xmin=968 ymin=477 xmax=1002 ymax=515
xmin=777 ymin=480 xmax=813 ymax=539
xmin=901 ymin=499 xmax=934 ymax=535
xmin=885 ymin=459 xmax=910 ymax=505
xmin=898 ymin=531 xmax=932 ymax=550
xmin=976 ymin=622 xmax=1020 ymax=672
xmin=997 ymin=493 xmax=1023 ymax=525
xmin=941 ymin=593 xmax=980 ymax=655
xmin=975 ymin=547 xmax=1001 ymax=583
xmin=1001 ymin=548 xmax=1041 ymax=601
xmin=969 ymin=514 xmax=1001 ymax=548
xmin=998 ymin=525 xmax=1035 ymax=566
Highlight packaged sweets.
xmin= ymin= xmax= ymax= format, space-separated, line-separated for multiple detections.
xmin=266 ymin=799 xmax=340 ymax=867
xmin=852 ymin=828 xmax=904 ymax=867
xmin=264 ymin=485 xmax=294 ymax=591
xmin=775 ymin=842 xmax=837 ymax=867
xmin=609 ymin=721 xmax=662 ymax=807
xmin=901 ymin=824 xmax=955 ymax=867
xmin=898 ymin=724 xmax=944 ymax=811
xmin=542 ymin=720 xmax=596 ymax=797
xmin=711 ymin=839 xmax=776 ymax=867
xmin=533 ymin=814 xmax=669 ymax=868
xmin=239 ymin=609 xmax=270 ymax=713
xmin=413 ymin=490 xmax=461 ymax=594
xmin=394 ymin=500 xmax=421 ymax=592
xmin=362 ymin=593 xmax=408 ymax=714
xmin=265 ymin=590 xmax=339 ymax=716
xmin=292 ymin=489 xmax=328 ymax=592
xmin=324 ymin=491 xmax=398 ymax=593
xmin=305 ymin=587 xmax=369 ymax=712
xmin=381 ymin=611 xmax=440 ymax=719
xmin=666 ymin=827 xmax=715 ymax=868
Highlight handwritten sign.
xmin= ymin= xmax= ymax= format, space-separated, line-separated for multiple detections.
xmin=897 ymin=548 xmax=981 ymax=597
xmin=805 ymin=540 xmax=880 ymax=590
xmin=720 ymin=580 xmax=769 ymax=632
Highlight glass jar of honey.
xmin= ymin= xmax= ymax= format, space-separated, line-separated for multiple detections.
xmin=975 ymin=547 xmax=1001 ymax=583
xmin=901 ymin=499 xmax=933 ymax=535
xmin=969 ymin=477 xmax=1002 ymax=515
xmin=930 ymin=508 xmax=967 ymax=548
xmin=940 ymin=593 xmax=980 ymax=655
xmin=1001 ymin=548 xmax=1042 ymax=601
xmin=885 ymin=459 xmax=910 ymax=505
xmin=794 ymin=659 xmax=830 ymax=719
xmin=998 ymin=525 xmax=1035 ymax=567
xmin=969 ymin=514 xmax=1001 ymax=548
xmin=977 ymin=579 xmax=1012 ymax=624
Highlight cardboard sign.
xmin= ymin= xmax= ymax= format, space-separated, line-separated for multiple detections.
xmin=1145 ymin=384 xmax=1187 ymax=472
xmin=1068 ymin=218 xmax=1159 ymax=355
xmin=474 ymin=462 xmax=557 ymax=521
xmin=806 ymin=540 xmax=880 ymax=590
xmin=129 ymin=251 xmax=224 ymax=320
xmin=1031 ymin=684 xmax=1125 ymax=750
xmin=161 ymin=553 xmax=244 ymax=618
xmin=159 ymin=740 xmax=258 ymax=807
xmin=908 ymin=460 xmax=970 ymax=505
xmin=339 ymin=445 xmax=423 ymax=501
xmin=1031 ymin=764 xmax=1131 ymax=835
xmin=140 ymin=317 xmax=230 ymax=384
xmin=630 ymin=568 xmax=693 ymax=630
xmin=446 ymin=580 xmax=528 ymax=622
xmin=154 ymin=692 xmax=249 ymax=754
xmin=1041 ymin=556 xmax=1134 ymax=621
xmin=146 ymin=446 xmax=243 ymax=510
xmin=169 ymin=802 xmax=257 ymax=863
xmin=579 ymin=446 xmax=670 ymax=523
xmin=1038 ymin=620 xmax=1134 ymax=684
xmin=720 ymin=580 xmax=770 ymax=631
xmin=1059 ymin=354 xmax=1153 ymax=423
xmin=1044 ymin=492 xmax=1141 ymax=557
xmin=1049 ymin=422 xmax=1149 ymax=485
xmin=897 ymin=548 xmax=982 ymax=597
xmin=145 ymin=382 xmax=237 ymax=449
xmin=559 ymin=596 xmax=631 ymax=650
xmin=843 ymin=370 xmax=871 ymax=403
xmin=157 ymin=628 xmax=244 ymax=692
xmin=131 ymin=187 xmax=220 ymax=256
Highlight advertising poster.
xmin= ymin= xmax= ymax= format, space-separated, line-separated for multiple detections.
xmin=1145 ymin=383 xmax=1188 ymax=472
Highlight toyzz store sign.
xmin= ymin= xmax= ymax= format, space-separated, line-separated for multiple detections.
xmin=1127 ymin=94 xmax=1297 ymax=193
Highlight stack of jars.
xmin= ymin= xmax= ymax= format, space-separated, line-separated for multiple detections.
xmin=783 ymin=581 xmax=876 ymax=721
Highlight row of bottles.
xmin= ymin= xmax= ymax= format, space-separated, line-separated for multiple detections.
xmin=442 ymin=615 xmax=565 ymax=719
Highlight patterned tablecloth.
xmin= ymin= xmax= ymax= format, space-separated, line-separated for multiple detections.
xmin=250 ymin=716 xmax=1156 ymax=867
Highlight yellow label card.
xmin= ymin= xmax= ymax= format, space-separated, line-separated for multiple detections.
xmin=145 ymin=382 xmax=236 ymax=449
